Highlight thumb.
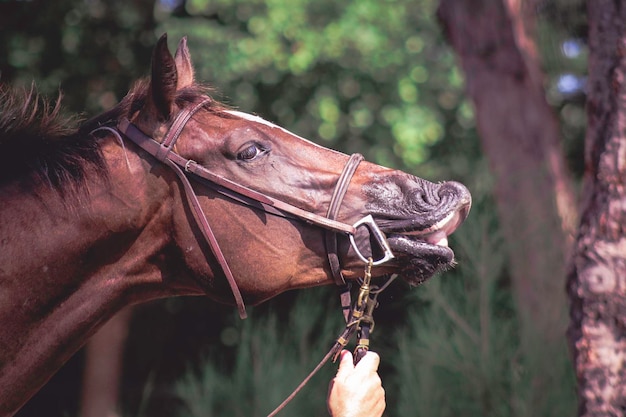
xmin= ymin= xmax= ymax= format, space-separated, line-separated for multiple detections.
xmin=335 ymin=350 xmax=355 ymax=376
xmin=355 ymin=351 xmax=381 ymax=373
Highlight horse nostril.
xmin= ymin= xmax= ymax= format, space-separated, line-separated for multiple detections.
xmin=407 ymin=180 xmax=470 ymax=212
xmin=408 ymin=187 xmax=441 ymax=210
xmin=438 ymin=181 xmax=472 ymax=205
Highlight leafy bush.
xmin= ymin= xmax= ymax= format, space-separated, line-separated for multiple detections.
xmin=174 ymin=195 xmax=576 ymax=417
xmin=391 ymin=196 xmax=577 ymax=417
xmin=175 ymin=288 xmax=344 ymax=417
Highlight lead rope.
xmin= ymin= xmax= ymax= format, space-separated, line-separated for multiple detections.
xmin=266 ymin=261 xmax=398 ymax=417
xmin=109 ymin=103 xmax=393 ymax=412
xmin=353 ymin=272 xmax=398 ymax=364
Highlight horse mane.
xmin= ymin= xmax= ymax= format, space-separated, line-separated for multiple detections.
xmin=0 ymin=80 xmax=225 ymax=194
xmin=0 ymin=83 xmax=106 ymax=192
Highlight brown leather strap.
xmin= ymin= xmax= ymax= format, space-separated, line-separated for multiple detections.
xmin=165 ymin=158 xmax=247 ymax=319
xmin=157 ymin=99 xmax=212 ymax=161
xmin=325 ymin=153 xmax=364 ymax=286
xmin=120 ymin=100 xmax=247 ymax=318
xmin=118 ymin=118 xmax=357 ymax=236
xmin=116 ymin=102 xmax=366 ymax=321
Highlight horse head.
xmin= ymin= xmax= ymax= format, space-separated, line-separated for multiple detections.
xmin=0 ymin=33 xmax=471 ymax=416
xmin=125 ymin=34 xmax=471 ymax=310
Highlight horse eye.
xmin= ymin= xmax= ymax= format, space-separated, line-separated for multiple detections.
xmin=237 ymin=143 xmax=266 ymax=161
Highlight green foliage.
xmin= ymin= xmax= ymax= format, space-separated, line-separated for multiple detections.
xmin=0 ymin=0 xmax=156 ymax=113
xmin=394 ymin=206 xmax=513 ymax=416
xmin=157 ymin=0 xmax=467 ymax=173
xmin=173 ymin=192 xmax=577 ymax=417
xmin=390 ymin=193 xmax=577 ymax=417
xmin=174 ymin=288 xmax=343 ymax=417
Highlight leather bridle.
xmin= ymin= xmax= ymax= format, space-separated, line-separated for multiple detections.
xmin=113 ymin=99 xmax=394 ymax=319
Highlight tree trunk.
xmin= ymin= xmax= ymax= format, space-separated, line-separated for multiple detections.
xmin=567 ymin=1 xmax=626 ymax=415
xmin=437 ymin=0 xmax=576 ymax=412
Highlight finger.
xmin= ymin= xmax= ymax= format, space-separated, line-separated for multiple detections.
xmin=373 ymin=388 xmax=386 ymax=417
xmin=355 ymin=351 xmax=380 ymax=373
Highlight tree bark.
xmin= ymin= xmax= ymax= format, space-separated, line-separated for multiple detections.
xmin=437 ymin=0 xmax=577 ymax=412
xmin=437 ymin=0 xmax=575 ymax=336
xmin=567 ymin=1 xmax=626 ymax=415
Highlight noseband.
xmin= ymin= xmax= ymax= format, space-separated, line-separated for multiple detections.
xmin=115 ymin=99 xmax=393 ymax=319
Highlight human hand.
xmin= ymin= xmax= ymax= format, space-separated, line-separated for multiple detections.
xmin=327 ymin=350 xmax=385 ymax=417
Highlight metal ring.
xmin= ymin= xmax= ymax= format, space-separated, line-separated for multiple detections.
xmin=348 ymin=214 xmax=395 ymax=265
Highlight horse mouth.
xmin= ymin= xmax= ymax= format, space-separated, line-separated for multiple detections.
xmin=382 ymin=208 xmax=468 ymax=285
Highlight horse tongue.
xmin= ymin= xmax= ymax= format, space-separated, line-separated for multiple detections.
xmin=425 ymin=231 xmax=448 ymax=247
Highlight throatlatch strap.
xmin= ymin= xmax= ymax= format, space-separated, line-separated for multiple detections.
xmin=165 ymin=158 xmax=247 ymax=319
xmin=163 ymin=101 xmax=247 ymax=318
xmin=118 ymin=100 xmax=247 ymax=319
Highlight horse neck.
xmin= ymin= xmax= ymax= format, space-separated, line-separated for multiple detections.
xmin=0 ymin=137 xmax=182 ymax=415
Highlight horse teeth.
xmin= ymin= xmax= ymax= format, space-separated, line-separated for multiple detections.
xmin=400 ymin=211 xmax=460 ymax=246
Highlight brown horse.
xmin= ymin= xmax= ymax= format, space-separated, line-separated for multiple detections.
xmin=0 ymin=34 xmax=470 ymax=416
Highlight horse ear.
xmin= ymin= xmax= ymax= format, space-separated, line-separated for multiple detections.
xmin=149 ymin=33 xmax=178 ymax=120
xmin=174 ymin=37 xmax=195 ymax=89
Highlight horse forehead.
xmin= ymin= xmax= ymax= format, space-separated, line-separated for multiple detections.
xmin=224 ymin=110 xmax=343 ymax=155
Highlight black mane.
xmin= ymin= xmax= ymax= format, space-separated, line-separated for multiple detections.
xmin=0 ymin=83 xmax=106 ymax=191
xmin=0 ymin=81 xmax=223 ymax=193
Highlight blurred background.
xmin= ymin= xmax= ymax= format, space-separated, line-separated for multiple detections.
xmin=1 ymin=0 xmax=587 ymax=416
